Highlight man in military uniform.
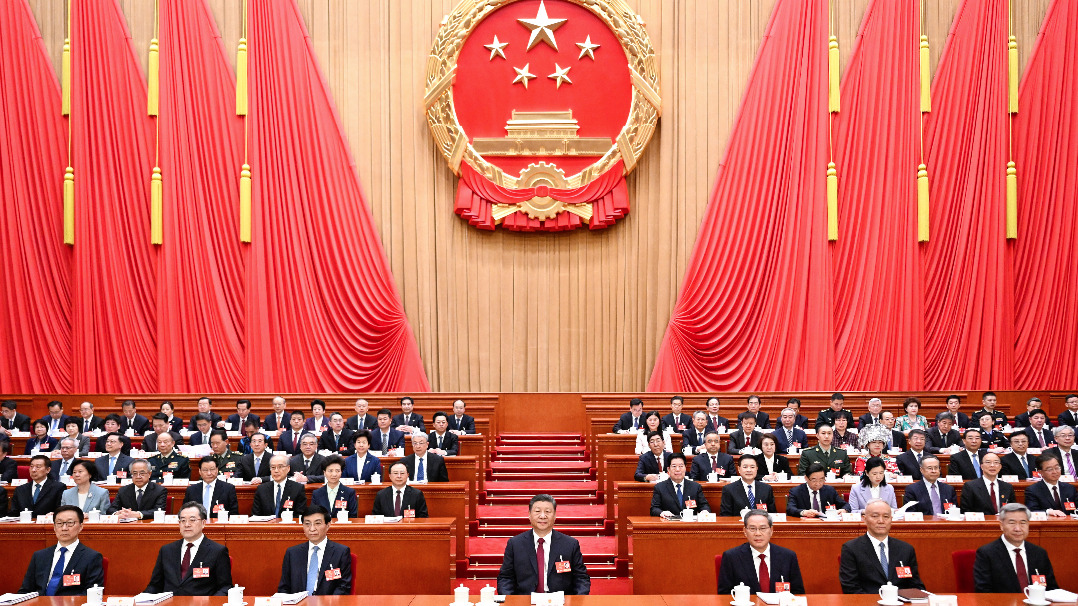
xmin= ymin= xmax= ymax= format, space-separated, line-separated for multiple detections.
xmin=208 ymin=430 xmax=243 ymax=480
xmin=149 ymin=432 xmax=190 ymax=482
xmin=797 ymin=425 xmax=852 ymax=477
xmin=815 ymin=393 xmax=855 ymax=430
xmin=970 ymin=391 xmax=1008 ymax=429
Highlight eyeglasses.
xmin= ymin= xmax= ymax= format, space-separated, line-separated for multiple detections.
xmin=54 ymin=521 xmax=79 ymax=528
xmin=745 ymin=526 xmax=770 ymax=533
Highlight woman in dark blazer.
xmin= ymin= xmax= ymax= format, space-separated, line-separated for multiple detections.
xmin=24 ymin=420 xmax=59 ymax=454
xmin=754 ymin=434 xmax=792 ymax=478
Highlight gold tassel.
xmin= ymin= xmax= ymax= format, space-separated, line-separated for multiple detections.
xmin=236 ymin=38 xmax=248 ymax=116
xmin=1006 ymin=161 xmax=1017 ymax=239
xmin=62 ymin=38 xmax=71 ymax=116
xmin=147 ymin=38 xmax=160 ymax=116
xmin=1007 ymin=36 xmax=1018 ymax=113
xmin=240 ymin=164 xmax=252 ymax=242
xmin=150 ymin=167 xmax=163 ymax=245
xmin=828 ymin=36 xmax=840 ymax=113
xmin=63 ymin=167 xmax=75 ymax=245
xmin=919 ymin=35 xmax=931 ymax=112
xmin=826 ymin=162 xmax=838 ymax=241
xmin=917 ymin=164 xmax=930 ymax=242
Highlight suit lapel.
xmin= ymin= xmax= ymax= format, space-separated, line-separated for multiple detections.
xmin=526 ymin=531 xmax=539 ymax=579
xmin=64 ymin=544 xmax=83 ymax=575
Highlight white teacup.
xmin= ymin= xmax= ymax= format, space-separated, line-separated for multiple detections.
xmin=153 ymin=509 xmax=166 ymax=523
xmin=878 ymin=582 xmax=899 ymax=603
xmin=19 ymin=509 xmax=33 ymax=523
xmin=707 ymin=472 xmax=719 ymax=483
xmin=337 ymin=509 xmax=348 ymax=523
xmin=730 ymin=582 xmax=750 ymax=604
xmin=87 ymin=510 xmax=100 ymax=523
xmin=87 ymin=585 xmax=103 ymax=606
xmin=280 ymin=510 xmax=293 ymax=523
xmin=680 ymin=508 xmax=694 ymax=521
xmin=1024 ymin=583 xmax=1047 ymax=603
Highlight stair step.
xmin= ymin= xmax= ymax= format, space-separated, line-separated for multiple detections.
xmin=472 ymin=524 xmax=611 ymax=537
xmin=489 ymin=472 xmax=594 ymax=482
xmin=498 ymin=433 xmax=583 ymax=440
xmin=484 ymin=481 xmax=598 ymax=493
xmin=493 ymin=446 xmax=587 ymax=454
xmin=488 ymin=461 xmax=592 ymax=470
xmin=476 ymin=504 xmax=606 ymax=521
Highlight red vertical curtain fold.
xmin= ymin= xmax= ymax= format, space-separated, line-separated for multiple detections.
xmin=70 ymin=0 xmax=158 ymax=392
xmin=921 ymin=0 xmax=1014 ymax=390
xmin=246 ymin=0 xmax=430 ymax=392
xmin=831 ymin=0 xmax=923 ymax=390
xmin=648 ymin=0 xmax=832 ymax=392
xmin=0 ymin=1 xmax=72 ymax=393
xmin=156 ymin=0 xmax=246 ymax=392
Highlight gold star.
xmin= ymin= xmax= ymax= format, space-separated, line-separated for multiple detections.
xmin=518 ymin=0 xmax=567 ymax=51
xmin=576 ymin=35 xmax=600 ymax=60
xmin=512 ymin=64 xmax=536 ymax=89
xmin=484 ymin=35 xmax=508 ymax=61
xmin=548 ymin=63 xmax=572 ymax=89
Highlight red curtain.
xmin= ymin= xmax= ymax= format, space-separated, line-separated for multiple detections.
xmin=648 ymin=0 xmax=833 ymax=391
xmin=1014 ymin=0 xmax=1078 ymax=389
xmin=921 ymin=0 xmax=1014 ymax=390
xmin=156 ymin=0 xmax=247 ymax=392
xmin=70 ymin=0 xmax=159 ymax=392
xmin=831 ymin=0 xmax=923 ymax=390
xmin=0 ymin=1 xmax=72 ymax=393
xmin=246 ymin=0 xmax=429 ymax=392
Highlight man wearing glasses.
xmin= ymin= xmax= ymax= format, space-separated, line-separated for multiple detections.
xmin=1025 ymin=455 xmax=1078 ymax=516
xmin=107 ymin=459 xmax=167 ymax=520
xmin=19 ymin=505 xmax=104 ymax=595
xmin=716 ymin=510 xmax=804 ymax=594
xmin=144 ymin=502 xmax=233 ymax=595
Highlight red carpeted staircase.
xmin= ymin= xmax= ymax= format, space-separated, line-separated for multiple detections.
xmin=462 ymin=433 xmax=621 ymax=585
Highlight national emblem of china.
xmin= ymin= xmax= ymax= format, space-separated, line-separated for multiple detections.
xmin=425 ymin=0 xmax=660 ymax=231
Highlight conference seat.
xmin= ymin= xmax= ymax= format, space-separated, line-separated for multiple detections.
xmin=102 ymin=556 xmax=109 ymax=588
xmin=714 ymin=553 xmax=722 ymax=593
xmin=951 ymin=549 xmax=976 ymax=593
xmin=350 ymin=553 xmax=359 ymax=595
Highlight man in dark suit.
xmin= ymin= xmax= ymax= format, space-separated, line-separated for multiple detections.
xmin=727 ymin=413 xmax=763 ymax=455
xmin=896 ymin=429 xmax=929 ymax=480
xmin=961 ymin=453 xmax=1016 ymax=515
xmin=880 ymin=412 xmax=908 ymax=451
xmin=40 ymin=400 xmax=72 ymax=435
xmin=183 ymin=458 xmax=240 ymax=516
xmin=839 ymin=499 xmax=924 ymax=594
xmin=188 ymin=415 xmax=215 ymax=448
xmin=1025 ymin=454 xmax=1078 ymax=515
xmin=344 ymin=398 xmax=377 ymax=432
xmin=1022 ymin=410 xmax=1055 ymax=449
xmin=188 ymin=397 xmax=224 ymax=431
xmin=119 ymin=400 xmax=151 ymax=435
xmin=372 ymin=462 xmax=428 ymax=517
xmin=19 ymin=505 xmax=104 ymax=595
xmin=903 ymin=455 xmax=957 ymax=516
xmin=252 ymin=454 xmax=308 ymax=517
xmin=95 ymin=433 xmax=133 ymax=479
xmin=973 ymin=503 xmax=1059 ymax=592
xmin=76 ymin=402 xmax=103 ymax=434
xmin=144 ymin=502 xmax=233 ymax=595
xmin=12 ymin=455 xmax=64 ymax=516
xmin=401 ymin=433 xmax=449 ymax=482
xmin=496 ymin=494 xmax=590 ymax=595
xmin=689 ymin=432 xmax=735 ymax=481
xmin=279 ymin=411 xmax=309 ymax=456
xmin=1044 ymin=425 xmax=1078 ymax=478
xmin=744 ymin=394 xmax=770 ymax=429
xmin=277 ymin=505 xmax=352 ymax=595
xmin=716 ymin=510 xmax=805 ymax=594
xmin=773 ymin=408 xmax=808 ymax=453
xmin=239 ymin=433 xmax=273 ymax=484
xmin=0 ymin=399 xmax=32 ymax=433
xmin=318 ymin=413 xmax=355 ymax=457
xmin=94 ymin=415 xmax=132 ymax=454
xmin=857 ymin=398 xmax=884 ymax=430
xmin=927 ymin=412 xmax=963 ymax=453
xmin=371 ymin=409 xmax=406 ymax=454
xmin=719 ymin=456 xmax=777 ymax=516
xmin=787 ymin=463 xmax=851 ymax=517
xmin=815 ymin=393 xmax=854 ymax=431
xmin=448 ymin=399 xmax=476 ymax=435
xmin=148 ymin=433 xmax=190 ymax=483
xmin=634 ymin=432 xmax=674 ymax=481
xmin=946 ymin=429 xmax=987 ymax=480
xmin=1057 ymin=394 xmax=1078 ymax=428
xmin=650 ymin=453 xmax=710 ymax=516
xmin=681 ymin=412 xmax=711 ymax=455
xmin=290 ymin=434 xmax=327 ymax=484
xmin=0 ymin=440 xmax=17 ymax=484
xmin=392 ymin=396 xmax=425 ymax=435
xmin=49 ymin=437 xmax=81 ymax=480
xmin=661 ymin=395 xmax=692 ymax=433
xmin=1001 ymin=433 xmax=1038 ymax=480
xmin=703 ymin=397 xmax=730 ymax=433
xmin=428 ymin=412 xmax=459 ymax=455
xmin=262 ymin=396 xmax=291 ymax=433
xmin=1013 ymin=397 xmax=1043 ymax=428
xmin=612 ymin=398 xmax=644 ymax=433
xmin=107 ymin=459 xmax=167 ymax=520
xmin=944 ymin=394 xmax=971 ymax=429
xmin=344 ymin=431 xmax=382 ymax=483
xmin=224 ymin=399 xmax=259 ymax=432
xmin=143 ymin=414 xmax=184 ymax=452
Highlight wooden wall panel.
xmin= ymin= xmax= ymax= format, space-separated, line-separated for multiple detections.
xmin=26 ymin=0 xmax=1050 ymax=392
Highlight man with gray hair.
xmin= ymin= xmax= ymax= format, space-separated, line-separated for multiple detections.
xmin=402 ymin=432 xmax=449 ymax=482
xmin=839 ymin=499 xmax=924 ymax=594
xmin=973 ymin=503 xmax=1058 ymax=592
xmin=774 ymin=408 xmax=807 ymax=453
xmin=345 ymin=398 xmax=377 ymax=432
xmin=1045 ymin=424 xmax=1077 ymax=477
xmin=49 ymin=437 xmax=81 ymax=480
xmin=858 ymin=398 xmax=884 ymax=429
xmin=717 ymin=509 xmax=805 ymax=594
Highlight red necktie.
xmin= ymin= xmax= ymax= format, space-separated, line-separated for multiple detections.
xmin=758 ymin=553 xmax=770 ymax=592
xmin=1052 ymin=486 xmax=1062 ymax=510
xmin=180 ymin=542 xmax=193 ymax=578
xmin=394 ymin=490 xmax=402 ymax=517
xmin=989 ymin=482 xmax=998 ymax=513
xmin=1036 ymin=430 xmax=1045 ymax=448
xmin=536 ymin=538 xmax=546 ymax=593
xmin=1014 ymin=548 xmax=1029 ymax=588
xmin=293 ymin=434 xmax=299 ymax=450
xmin=711 ymin=456 xmax=718 ymax=471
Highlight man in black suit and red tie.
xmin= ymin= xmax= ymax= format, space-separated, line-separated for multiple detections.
xmin=703 ymin=397 xmax=730 ymax=433
xmin=496 ymin=494 xmax=590 ymax=595
xmin=1025 ymin=454 xmax=1078 ymax=516
xmin=973 ymin=503 xmax=1058 ymax=592
xmin=716 ymin=510 xmax=805 ymax=594
xmin=960 ymin=452 xmax=1016 ymax=515
xmin=1022 ymin=409 xmax=1055 ymax=450
xmin=661 ymin=395 xmax=692 ymax=433
xmin=277 ymin=505 xmax=352 ymax=595
xmin=372 ymin=462 xmax=428 ymax=518
xmin=144 ymin=502 xmax=233 ymax=595
xmin=839 ymin=500 xmax=924 ymax=594
xmin=263 ymin=396 xmax=291 ymax=432
xmin=18 ymin=505 xmax=104 ymax=596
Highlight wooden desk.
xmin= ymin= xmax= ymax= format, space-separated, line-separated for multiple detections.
xmin=629 ymin=516 xmax=1078 ymax=595
xmin=0 ymin=519 xmax=455 ymax=596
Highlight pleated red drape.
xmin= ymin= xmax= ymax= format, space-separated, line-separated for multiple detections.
xmin=831 ymin=0 xmax=923 ymax=390
xmin=921 ymin=0 xmax=1014 ymax=390
xmin=648 ymin=0 xmax=832 ymax=392
xmin=0 ymin=1 xmax=72 ymax=393
xmin=156 ymin=0 xmax=247 ymax=392
xmin=1014 ymin=0 xmax=1078 ymax=389
xmin=70 ymin=0 xmax=159 ymax=392
xmin=246 ymin=0 xmax=430 ymax=392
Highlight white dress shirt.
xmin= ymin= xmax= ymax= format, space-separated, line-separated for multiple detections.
xmin=867 ymin=534 xmax=889 ymax=569
xmin=749 ymin=544 xmax=771 ymax=584
xmin=412 ymin=453 xmax=428 ymax=481
xmin=981 ymin=477 xmax=1001 ymax=509
xmin=307 ymin=537 xmax=328 ymax=572
xmin=1002 ymin=536 xmax=1027 ymax=577
xmin=180 ymin=534 xmax=206 ymax=567
xmin=51 ymin=539 xmax=79 ymax=573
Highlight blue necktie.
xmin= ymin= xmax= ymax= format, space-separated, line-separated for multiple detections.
xmin=878 ymin=541 xmax=889 ymax=577
xmin=33 ymin=483 xmax=41 ymax=504
xmin=746 ymin=483 xmax=755 ymax=508
xmin=306 ymin=545 xmax=320 ymax=594
xmin=45 ymin=546 xmax=68 ymax=596
xmin=275 ymin=484 xmax=283 ymax=516
xmin=417 ymin=458 xmax=425 ymax=482
xmin=109 ymin=457 xmax=116 ymax=475
xmin=971 ymin=452 xmax=981 ymax=478
xmin=675 ymin=483 xmax=684 ymax=508
xmin=203 ymin=483 xmax=213 ymax=512
xmin=1020 ymin=456 xmax=1030 ymax=477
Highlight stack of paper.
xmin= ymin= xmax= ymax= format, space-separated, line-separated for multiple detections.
xmin=1046 ymin=589 xmax=1078 ymax=603
xmin=270 ymin=592 xmax=308 ymax=604
xmin=133 ymin=592 xmax=174 ymax=604
xmin=0 ymin=592 xmax=39 ymax=605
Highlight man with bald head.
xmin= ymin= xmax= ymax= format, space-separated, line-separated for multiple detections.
xmin=149 ymin=432 xmax=190 ymax=482
xmin=447 ymin=399 xmax=476 ymax=435
xmin=345 ymin=399 xmax=377 ymax=431
xmin=253 ymin=454 xmax=307 ymax=517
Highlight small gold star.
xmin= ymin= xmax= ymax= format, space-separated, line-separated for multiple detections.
xmin=484 ymin=35 xmax=508 ymax=61
xmin=518 ymin=1 xmax=568 ymax=51
xmin=548 ymin=63 xmax=572 ymax=89
xmin=513 ymin=64 xmax=536 ymax=89
xmin=576 ymin=35 xmax=600 ymax=60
